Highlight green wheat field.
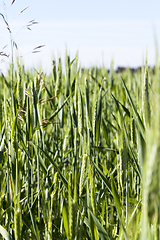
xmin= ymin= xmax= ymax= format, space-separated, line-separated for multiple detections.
xmin=0 ymin=51 xmax=160 ymax=239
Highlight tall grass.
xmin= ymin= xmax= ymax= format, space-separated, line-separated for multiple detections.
xmin=0 ymin=52 xmax=160 ymax=239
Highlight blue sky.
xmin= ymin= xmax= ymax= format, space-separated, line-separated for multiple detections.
xmin=0 ymin=0 xmax=160 ymax=74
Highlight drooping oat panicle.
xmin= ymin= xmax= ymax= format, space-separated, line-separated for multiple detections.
xmin=0 ymin=13 xmax=11 ymax=32
xmin=18 ymin=6 xmax=29 ymax=16
xmin=11 ymin=0 xmax=16 ymax=5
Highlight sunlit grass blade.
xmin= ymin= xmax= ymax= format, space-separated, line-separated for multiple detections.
xmin=121 ymin=77 xmax=145 ymax=140
xmin=0 ymin=225 xmax=12 ymax=240
xmin=111 ymin=176 xmax=128 ymax=240
xmin=48 ymin=95 xmax=70 ymax=122
xmin=38 ymin=147 xmax=68 ymax=188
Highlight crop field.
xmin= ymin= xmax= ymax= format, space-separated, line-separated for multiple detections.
xmin=0 ymin=53 xmax=160 ymax=240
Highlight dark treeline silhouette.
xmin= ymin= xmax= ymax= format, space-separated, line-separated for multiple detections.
xmin=82 ymin=66 xmax=155 ymax=74
xmin=115 ymin=66 xmax=154 ymax=74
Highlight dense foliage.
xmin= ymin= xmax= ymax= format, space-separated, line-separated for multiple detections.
xmin=0 ymin=55 xmax=160 ymax=239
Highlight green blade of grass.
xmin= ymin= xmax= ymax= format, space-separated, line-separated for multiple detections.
xmin=111 ymin=176 xmax=128 ymax=240
xmin=121 ymin=77 xmax=145 ymax=140
xmin=62 ymin=198 xmax=69 ymax=237
xmin=90 ymin=158 xmax=112 ymax=194
xmin=48 ymin=95 xmax=70 ymax=122
xmin=28 ymin=205 xmax=40 ymax=240
xmin=112 ymin=93 xmax=141 ymax=178
xmin=38 ymin=147 xmax=68 ymax=188
xmin=0 ymin=225 xmax=12 ymax=240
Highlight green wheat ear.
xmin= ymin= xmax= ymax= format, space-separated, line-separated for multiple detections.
xmin=71 ymin=101 xmax=77 ymax=128
xmin=52 ymin=60 xmax=56 ymax=82
xmin=93 ymin=99 xmax=98 ymax=144
xmin=142 ymin=56 xmax=150 ymax=128
xmin=65 ymin=53 xmax=71 ymax=97
xmin=55 ymin=57 xmax=62 ymax=98
xmin=14 ymin=193 xmax=22 ymax=240
xmin=68 ymin=172 xmax=73 ymax=240
xmin=78 ymin=88 xmax=84 ymax=137
xmin=79 ymin=154 xmax=87 ymax=196
xmin=85 ymin=78 xmax=92 ymax=129
xmin=131 ymin=116 xmax=136 ymax=146
xmin=17 ymin=63 xmax=22 ymax=107
xmin=90 ymin=166 xmax=96 ymax=215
